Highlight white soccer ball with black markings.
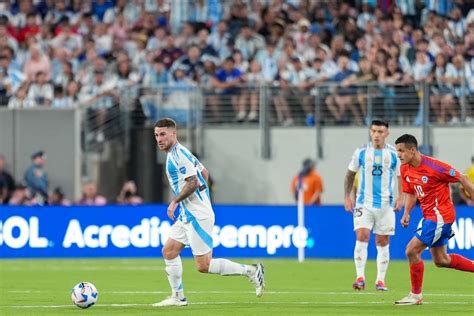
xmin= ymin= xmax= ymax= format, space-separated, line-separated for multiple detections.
xmin=71 ymin=282 xmax=98 ymax=308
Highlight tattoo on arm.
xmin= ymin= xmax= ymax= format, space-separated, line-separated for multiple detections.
xmin=173 ymin=175 xmax=199 ymax=203
xmin=344 ymin=170 xmax=356 ymax=197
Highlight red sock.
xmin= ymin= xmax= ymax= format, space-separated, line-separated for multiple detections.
xmin=449 ymin=254 xmax=474 ymax=272
xmin=410 ymin=261 xmax=424 ymax=294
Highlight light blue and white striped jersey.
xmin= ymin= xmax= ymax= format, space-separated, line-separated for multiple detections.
xmin=348 ymin=143 xmax=400 ymax=209
xmin=166 ymin=142 xmax=213 ymax=222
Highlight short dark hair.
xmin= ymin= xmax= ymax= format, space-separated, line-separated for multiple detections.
xmin=395 ymin=134 xmax=418 ymax=149
xmin=371 ymin=119 xmax=389 ymax=128
xmin=154 ymin=118 xmax=177 ymax=129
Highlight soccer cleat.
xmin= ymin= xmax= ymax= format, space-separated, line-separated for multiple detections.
xmin=394 ymin=292 xmax=423 ymax=305
xmin=375 ymin=280 xmax=388 ymax=291
xmin=152 ymin=296 xmax=188 ymax=307
xmin=352 ymin=277 xmax=365 ymax=290
xmin=247 ymin=263 xmax=265 ymax=297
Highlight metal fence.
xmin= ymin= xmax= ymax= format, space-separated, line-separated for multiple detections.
xmin=128 ymin=82 xmax=473 ymax=127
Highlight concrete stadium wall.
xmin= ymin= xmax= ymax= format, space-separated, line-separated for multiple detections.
xmin=201 ymin=127 xmax=474 ymax=205
xmin=0 ymin=108 xmax=81 ymax=200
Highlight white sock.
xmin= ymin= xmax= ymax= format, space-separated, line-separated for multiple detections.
xmin=165 ymin=256 xmax=184 ymax=299
xmin=354 ymin=241 xmax=368 ymax=279
xmin=376 ymin=245 xmax=390 ymax=282
xmin=208 ymin=258 xmax=249 ymax=276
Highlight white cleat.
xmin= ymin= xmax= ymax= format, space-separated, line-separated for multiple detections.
xmin=247 ymin=263 xmax=265 ymax=297
xmin=394 ymin=292 xmax=423 ymax=305
xmin=152 ymin=296 xmax=188 ymax=307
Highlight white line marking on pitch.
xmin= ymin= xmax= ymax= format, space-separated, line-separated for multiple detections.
xmin=3 ymin=301 xmax=472 ymax=308
xmin=8 ymin=290 xmax=474 ymax=297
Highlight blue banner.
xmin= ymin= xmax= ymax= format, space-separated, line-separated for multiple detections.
xmin=0 ymin=205 xmax=473 ymax=259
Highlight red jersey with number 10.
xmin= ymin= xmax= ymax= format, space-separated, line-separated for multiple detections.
xmin=400 ymin=155 xmax=461 ymax=224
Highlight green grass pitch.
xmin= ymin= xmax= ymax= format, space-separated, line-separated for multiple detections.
xmin=0 ymin=258 xmax=472 ymax=315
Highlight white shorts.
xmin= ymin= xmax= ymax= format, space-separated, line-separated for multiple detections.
xmin=353 ymin=204 xmax=395 ymax=236
xmin=168 ymin=217 xmax=214 ymax=256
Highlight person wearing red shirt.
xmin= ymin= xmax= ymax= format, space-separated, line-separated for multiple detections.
xmin=394 ymin=134 xmax=474 ymax=305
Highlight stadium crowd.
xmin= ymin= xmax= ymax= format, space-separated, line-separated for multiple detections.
xmin=0 ymin=0 xmax=472 ymax=126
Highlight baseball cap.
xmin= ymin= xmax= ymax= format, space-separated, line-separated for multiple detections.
xmin=31 ymin=150 xmax=45 ymax=160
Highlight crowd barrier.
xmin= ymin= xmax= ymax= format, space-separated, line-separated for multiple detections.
xmin=1 ymin=205 xmax=472 ymax=259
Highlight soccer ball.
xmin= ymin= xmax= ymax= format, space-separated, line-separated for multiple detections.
xmin=71 ymin=282 xmax=98 ymax=308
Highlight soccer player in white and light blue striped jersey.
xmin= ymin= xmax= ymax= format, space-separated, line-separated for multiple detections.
xmin=344 ymin=119 xmax=404 ymax=292
xmin=152 ymin=118 xmax=265 ymax=307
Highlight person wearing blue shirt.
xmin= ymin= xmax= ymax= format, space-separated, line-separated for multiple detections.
xmin=209 ymin=57 xmax=245 ymax=122
xmin=24 ymin=150 xmax=49 ymax=204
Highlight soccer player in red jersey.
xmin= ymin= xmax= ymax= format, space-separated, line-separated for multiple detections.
xmin=394 ymin=134 xmax=474 ymax=305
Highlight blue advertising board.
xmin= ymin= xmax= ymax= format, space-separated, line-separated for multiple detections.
xmin=0 ymin=205 xmax=473 ymax=259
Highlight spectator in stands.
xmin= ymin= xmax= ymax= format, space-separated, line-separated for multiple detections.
xmin=142 ymin=57 xmax=168 ymax=88
xmin=157 ymin=35 xmax=184 ymax=69
xmin=24 ymin=150 xmax=49 ymax=204
xmin=445 ymin=54 xmax=472 ymax=124
xmin=255 ymin=39 xmax=281 ymax=83
xmin=52 ymin=85 xmax=72 ymax=108
xmin=342 ymin=56 xmax=375 ymax=124
xmin=65 ymin=80 xmax=81 ymax=107
xmin=170 ymin=45 xmax=204 ymax=83
xmin=147 ymin=26 xmax=167 ymax=52
xmin=209 ymin=56 xmax=245 ymax=122
xmin=117 ymin=180 xmax=143 ymax=205
xmin=427 ymin=54 xmax=455 ymax=123
xmin=23 ymin=44 xmax=51 ymax=81
xmin=27 ymin=71 xmax=53 ymax=107
xmin=48 ymin=187 xmax=72 ymax=206
xmin=0 ymin=55 xmax=13 ymax=104
xmin=274 ymin=56 xmax=314 ymax=126
xmin=325 ymin=54 xmax=359 ymax=124
xmin=17 ymin=12 xmax=40 ymax=44
xmin=210 ymin=21 xmax=231 ymax=59
xmin=242 ymin=59 xmax=264 ymax=122
xmin=291 ymin=158 xmax=324 ymax=206
xmin=196 ymin=28 xmax=218 ymax=57
xmin=9 ymin=182 xmax=36 ymax=206
xmin=80 ymin=67 xmax=118 ymax=140
xmin=7 ymin=82 xmax=32 ymax=108
xmin=76 ymin=182 xmax=107 ymax=206
xmin=235 ymin=21 xmax=265 ymax=61
xmin=377 ymin=57 xmax=403 ymax=122
xmin=0 ymin=154 xmax=15 ymax=204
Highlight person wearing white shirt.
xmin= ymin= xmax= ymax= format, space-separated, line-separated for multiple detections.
xmin=27 ymin=72 xmax=53 ymax=107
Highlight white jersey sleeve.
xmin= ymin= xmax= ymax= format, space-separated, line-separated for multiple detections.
xmin=176 ymin=150 xmax=197 ymax=180
xmin=348 ymin=147 xmax=362 ymax=172
xmin=395 ymin=157 xmax=401 ymax=176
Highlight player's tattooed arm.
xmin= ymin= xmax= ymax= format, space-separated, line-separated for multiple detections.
xmin=344 ymin=170 xmax=356 ymax=197
xmin=173 ymin=175 xmax=199 ymax=203
xmin=344 ymin=170 xmax=357 ymax=212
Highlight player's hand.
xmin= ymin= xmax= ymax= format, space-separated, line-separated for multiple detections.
xmin=394 ymin=197 xmax=404 ymax=212
xmin=400 ymin=212 xmax=410 ymax=228
xmin=344 ymin=196 xmax=354 ymax=213
xmin=167 ymin=200 xmax=178 ymax=221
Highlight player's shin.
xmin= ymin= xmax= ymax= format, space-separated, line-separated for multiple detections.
xmin=208 ymin=258 xmax=249 ymax=276
xmin=165 ymin=256 xmax=185 ymax=299
xmin=409 ymin=261 xmax=424 ymax=294
xmin=449 ymin=254 xmax=474 ymax=272
xmin=354 ymin=241 xmax=368 ymax=279
xmin=376 ymin=245 xmax=390 ymax=282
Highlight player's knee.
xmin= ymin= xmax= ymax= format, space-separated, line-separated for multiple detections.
xmin=162 ymin=247 xmax=175 ymax=260
xmin=405 ymin=246 xmax=416 ymax=259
